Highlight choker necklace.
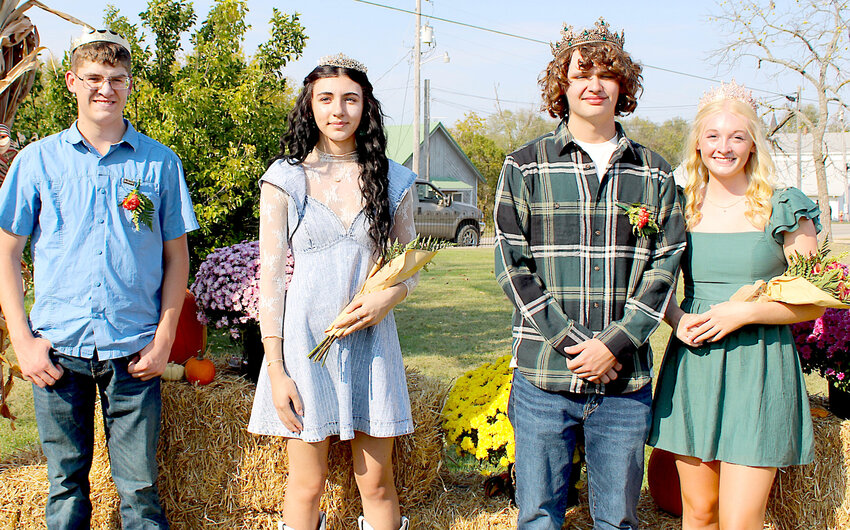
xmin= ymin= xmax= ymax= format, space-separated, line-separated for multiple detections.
xmin=703 ymin=195 xmax=746 ymax=212
xmin=316 ymin=148 xmax=357 ymax=163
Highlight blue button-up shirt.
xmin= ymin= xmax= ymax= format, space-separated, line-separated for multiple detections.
xmin=0 ymin=120 xmax=199 ymax=359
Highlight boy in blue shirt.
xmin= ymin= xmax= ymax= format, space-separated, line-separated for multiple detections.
xmin=0 ymin=29 xmax=198 ymax=528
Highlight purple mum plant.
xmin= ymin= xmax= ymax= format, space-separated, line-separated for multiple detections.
xmin=792 ymin=306 xmax=850 ymax=392
xmin=190 ymin=240 xmax=292 ymax=338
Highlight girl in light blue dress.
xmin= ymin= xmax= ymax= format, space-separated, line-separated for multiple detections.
xmin=248 ymin=54 xmax=416 ymax=530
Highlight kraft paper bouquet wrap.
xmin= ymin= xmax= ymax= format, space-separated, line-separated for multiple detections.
xmin=730 ymin=241 xmax=850 ymax=308
xmin=308 ymin=236 xmax=451 ymax=364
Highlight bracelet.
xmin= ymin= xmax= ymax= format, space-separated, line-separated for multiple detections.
xmin=266 ymin=358 xmax=284 ymax=367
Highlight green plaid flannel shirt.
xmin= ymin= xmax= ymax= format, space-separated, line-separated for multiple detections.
xmin=494 ymin=121 xmax=686 ymax=394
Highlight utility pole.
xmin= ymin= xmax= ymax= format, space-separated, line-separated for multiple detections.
xmin=412 ymin=0 xmax=421 ymax=176
xmin=796 ymin=85 xmax=802 ymax=190
xmin=842 ymin=107 xmax=848 ymax=221
xmin=424 ymin=78 xmax=431 ymax=181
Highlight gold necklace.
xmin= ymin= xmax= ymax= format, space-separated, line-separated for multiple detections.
xmin=703 ymin=195 xmax=746 ymax=212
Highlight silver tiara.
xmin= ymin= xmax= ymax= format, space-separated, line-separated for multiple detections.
xmin=698 ymin=80 xmax=758 ymax=112
xmin=72 ymin=28 xmax=131 ymax=55
xmin=318 ymin=53 xmax=367 ymax=74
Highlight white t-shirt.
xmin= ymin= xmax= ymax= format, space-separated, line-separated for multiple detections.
xmin=575 ymin=135 xmax=619 ymax=180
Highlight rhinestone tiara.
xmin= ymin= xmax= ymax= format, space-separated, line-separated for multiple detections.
xmin=698 ymin=80 xmax=758 ymax=112
xmin=318 ymin=53 xmax=367 ymax=74
xmin=72 ymin=28 xmax=131 ymax=55
xmin=550 ymin=17 xmax=625 ymax=55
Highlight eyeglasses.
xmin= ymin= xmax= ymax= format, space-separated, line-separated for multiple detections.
xmin=72 ymin=72 xmax=131 ymax=91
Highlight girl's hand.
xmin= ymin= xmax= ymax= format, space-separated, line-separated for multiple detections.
xmin=674 ymin=312 xmax=704 ymax=347
xmin=269 ymin=373 xmax=304 ymax=433
xmin=684 ymin=301 xmax=754 ymax=344
xmin=333 ymin=286 xmax=407 ymax=338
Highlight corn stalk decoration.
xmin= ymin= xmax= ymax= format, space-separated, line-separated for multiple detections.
xmin=0 ymin=1 xmax=90 ymax=427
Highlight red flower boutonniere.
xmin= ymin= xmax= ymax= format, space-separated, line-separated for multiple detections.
xmin=618 ymin=203 xmax=661 ymax=238
xmin=120 ymin=186 xmax=154 ymax=231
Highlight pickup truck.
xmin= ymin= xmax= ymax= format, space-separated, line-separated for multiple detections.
xmin=412 ymin=179 xmax=484 ymax=246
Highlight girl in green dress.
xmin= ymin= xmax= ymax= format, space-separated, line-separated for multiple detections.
xmin=648 ymin=84 xmax=824 ymax=529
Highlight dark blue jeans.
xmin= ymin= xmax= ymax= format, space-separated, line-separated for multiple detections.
xmin=32 ymin=352 xmax=168 ymax=529
xmin=508 ymin=369 xmax=652 ymax=530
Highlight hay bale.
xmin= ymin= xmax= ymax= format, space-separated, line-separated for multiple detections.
xmin=0 ymin=365 xmax=447 ymax=529
xmin=766 ymin=396 xmax=850 ymax=529
xmin=0 ymin=405 xmax=121 ymax=529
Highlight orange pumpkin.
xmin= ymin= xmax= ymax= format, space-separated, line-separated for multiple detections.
xmin=185 ymin=357 xmax=215 ymax=385
xmin=170 ymin=290 xmax=207 ymax=365
xmin=647 ymin=447 xmax=682 ymax=516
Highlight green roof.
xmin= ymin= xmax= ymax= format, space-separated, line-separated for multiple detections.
xmin=385 ymin=122 xmax=440 ymax=165
xmin=385 ymin=122 xmax=486 ymax=184
xmin=431 ymin=177 xmax=472 ymax=191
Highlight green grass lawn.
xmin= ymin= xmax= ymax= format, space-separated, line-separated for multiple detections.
xmin=0 ymin=245 xmax=837 ymax=459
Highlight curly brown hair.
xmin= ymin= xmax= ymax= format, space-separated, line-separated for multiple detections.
xmin=539 ymin=42 xmax=643 ymax=120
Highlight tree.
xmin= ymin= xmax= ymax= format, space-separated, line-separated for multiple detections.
xmin=14 ymin=0 xmax=308 ymax=266
xmin=485 ymin=107 xmax=557 ymax=152
xmin=452 ymin=112 xmax=506 ymax=225
xmin=621 ymin=116 xmax=691 ymax=167
xmin=712 ymin=0 xmax=850 ymax=238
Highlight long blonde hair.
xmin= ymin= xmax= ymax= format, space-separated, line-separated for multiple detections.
xmin=682 ymin=99 xmax=775 ymax=230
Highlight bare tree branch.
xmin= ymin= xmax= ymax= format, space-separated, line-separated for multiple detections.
xmin=711 ymin=0 xmax=850 ymax=239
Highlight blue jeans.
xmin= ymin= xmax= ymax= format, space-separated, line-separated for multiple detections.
xmin=508 ymin=369 xmax=652 ymax=530
xmin=32 ymin=352 xmax=168 ymax=529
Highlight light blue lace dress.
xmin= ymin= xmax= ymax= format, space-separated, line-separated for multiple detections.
xmin=248 ymin=157 xmax=416 ymax=442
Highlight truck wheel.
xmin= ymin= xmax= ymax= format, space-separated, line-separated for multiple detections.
xmin=455 ymin=224 xmax=480 ymax=246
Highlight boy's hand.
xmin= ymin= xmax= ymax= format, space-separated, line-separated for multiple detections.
xmin=17 ymin=336 xmax=64 ymax=388
xmin=128 ymin=341 xmax=170 ymax=380
xmin=565 ymin=339 xmax=622 ymax=384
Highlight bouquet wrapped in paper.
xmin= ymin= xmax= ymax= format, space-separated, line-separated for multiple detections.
xmin=308 ymin=236 xmax=452 ymax=364
xmin=730 ymin=241 xmax=850 ymax=308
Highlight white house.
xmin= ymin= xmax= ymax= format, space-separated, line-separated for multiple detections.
xmin=770 ymin=132 xmax=850 ymax=220
xmin=673 ymin=131 xmax=850 ymax=220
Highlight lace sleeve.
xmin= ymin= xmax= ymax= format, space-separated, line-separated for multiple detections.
xmin=390 ymin=190 xmax=419 ymax=295
xmin=259 ymin=182 xmax=289 ymax=340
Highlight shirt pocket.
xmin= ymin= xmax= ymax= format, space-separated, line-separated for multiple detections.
xmin=117 ymin=179 xmax=161 ymax=233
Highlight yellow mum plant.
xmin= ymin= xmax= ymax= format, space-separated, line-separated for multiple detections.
xmin=442 ymin=355 xmax=514 ymax=468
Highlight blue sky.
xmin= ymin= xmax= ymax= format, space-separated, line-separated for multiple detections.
xmin=28 ymin=0 xmax=811 ymax=128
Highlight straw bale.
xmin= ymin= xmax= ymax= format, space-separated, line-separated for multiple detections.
xmin=0 ymin=365 xmax=446 ymax=529
xmin=765 ymin=396 xmax=850 ymax=530
xmin=226 ymin=366 xmax=448 ymax=528
xmin=0 ymin=404 xmax=121 ymax=529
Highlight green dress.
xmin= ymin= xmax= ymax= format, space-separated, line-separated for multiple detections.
xmin=648 ymin=188 xmax=817 ymax=467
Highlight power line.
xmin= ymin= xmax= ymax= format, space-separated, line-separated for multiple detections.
xmin=354 ymin=0 xmax=814 ymax=102
xmin=354 ymin=0 xmax=547 ymax=44
xmin=432 ymin=86 xmax=536 ymax=106
xmin=374 ymin=49 xmax=413 ymax=84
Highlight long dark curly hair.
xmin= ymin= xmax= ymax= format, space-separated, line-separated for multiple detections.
xmin=273 ymin=65 xmax=391 ymax=255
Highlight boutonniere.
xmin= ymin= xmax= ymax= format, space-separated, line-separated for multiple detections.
xmin=618 ymin=203 xmax=661 ymax=238
xmin=120 ymin=186 xmax=154 ymax=231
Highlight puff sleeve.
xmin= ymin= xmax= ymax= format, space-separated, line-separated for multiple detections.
xmin=767 ymin=187 xmax=822 ymax=244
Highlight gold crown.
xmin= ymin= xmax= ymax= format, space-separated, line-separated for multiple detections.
xmin=551 ymin=17 xmax=625 ymax=55
xmin=698 ymin=80 xmax=758 ymax=112
xmin=318 ymin=53 xmax=367 ymax=74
